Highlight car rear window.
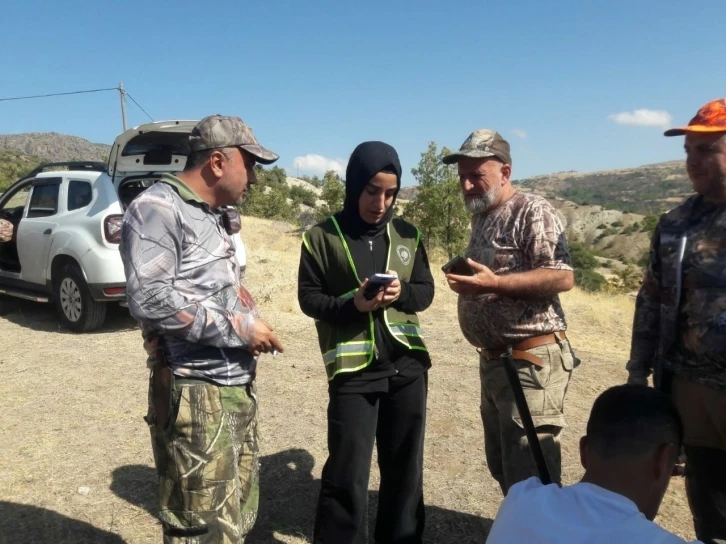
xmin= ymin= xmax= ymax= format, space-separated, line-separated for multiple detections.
xmin=68 ymin=180 xmax=93 ymax=211
xmin=121 ymin=132 xmax=190 ymax=157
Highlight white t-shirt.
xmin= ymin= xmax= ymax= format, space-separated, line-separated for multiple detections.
xmin=231 ymin=232 xmax=247 ymax=280
xmin=486 ymin=477 xmax=700 ymax=544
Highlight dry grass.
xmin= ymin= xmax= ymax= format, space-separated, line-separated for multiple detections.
xmin=0 ymin=216 xmax=695 ymax=543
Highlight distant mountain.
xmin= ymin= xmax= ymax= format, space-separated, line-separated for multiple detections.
xmin=0 ymin=132 xmax=111 ymax=163
xmin=514 ymin=160 xmax=691 ymax=215
xmin=398 ymin=159 xmax=691 ymax=216
xmin=0 ymin=133 xmax=112 ymax=192
xmin=0 ymin=149 xmax=44 ymax=192
xmin=0 ymin=132 xmax=687 ymax=270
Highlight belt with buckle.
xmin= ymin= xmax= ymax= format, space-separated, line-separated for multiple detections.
xmin=480 ymin=331 xmax=568 ymax=368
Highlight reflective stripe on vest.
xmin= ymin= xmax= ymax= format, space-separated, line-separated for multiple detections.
xmin=323 ymin=341 xmax=374 ymax=366
xmin=304 ymin=215 xmax=427 ymax=381
xmin=388 ymin=322 xmax=423 ymax=338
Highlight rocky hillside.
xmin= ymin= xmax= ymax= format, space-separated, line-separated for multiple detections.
xmin=0 ymin=131 xmax=671 ymax=268
xmin=550 ymin=198 xmax=651 ymax=265
xmin=0 ymin=133 xmax=112 ymax=192
xmin=0 ymin=133 xmax=110 ymax=163
xmin=398 ymin=159 xmax=691 ymax=217
xmin=0 ymin=149 xmax=44 ymax=191
xmin=286 ymin=176 xmax=322 ymax=196
xmin=515 ymin=160 xmax=690 ymax=215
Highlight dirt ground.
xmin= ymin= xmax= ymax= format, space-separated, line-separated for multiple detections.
xmin=0 ymin=217 xmax=696 ymax=543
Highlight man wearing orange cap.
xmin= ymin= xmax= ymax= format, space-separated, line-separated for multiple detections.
xmin=627 ymin=98 xmax=726 ymax=544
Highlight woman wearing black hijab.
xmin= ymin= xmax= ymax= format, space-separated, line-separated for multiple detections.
xmin=298 ymin=141 xmax=435 ymax=543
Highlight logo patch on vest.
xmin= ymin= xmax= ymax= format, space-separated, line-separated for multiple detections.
xmin=396 ymin=245 xmax=411 ymax=266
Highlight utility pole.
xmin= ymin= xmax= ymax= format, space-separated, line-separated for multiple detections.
xmin=118 ymin=81 xmax=127 ymax=131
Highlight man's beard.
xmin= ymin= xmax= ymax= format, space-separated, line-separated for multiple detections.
xmin=463 ymin=185 xmax=500 ymax=214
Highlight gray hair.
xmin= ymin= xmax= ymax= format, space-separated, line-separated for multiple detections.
xmin=184 ymin=147 xmax=234 ymax=171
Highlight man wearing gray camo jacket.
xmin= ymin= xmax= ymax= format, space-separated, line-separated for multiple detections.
xmin=120 ymin=114 xmax=284 ymax=543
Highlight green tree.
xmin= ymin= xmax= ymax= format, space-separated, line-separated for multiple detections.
xmin=242 ymin=185 xmax=296 ymax=223
xmin=575 ymin=269 xmax=608 ymax=292
xmin=299 ymin=174 xmax=323 ymax=188
xmin=242 ymin=165 xmax=296 ymax=222
xmin=640 ymin=215 xmax=659 ymax=236
xmin=316 ymin=170 xmax=345 ymax=220
xmin=266 ymin=166 xmax=287 ymax=187
xmin=289 ymin=185 xmax=318 ymax=207
xmin=616 ymin=265 xmax=644 ymax=292
xmin=568 ymin=242 xmax=599 ymax=269
xmin=403 ymin=142 xmax=469 ymax=258
xmin=254 ymin=165 xmax=289 ymax=193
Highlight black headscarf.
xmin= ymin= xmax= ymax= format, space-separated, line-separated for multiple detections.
xmin=339 ymin=141 xmax=402 ymax=238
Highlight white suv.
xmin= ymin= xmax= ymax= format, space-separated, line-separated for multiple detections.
xmin=0 ymin=120 xmax=246 ymax=332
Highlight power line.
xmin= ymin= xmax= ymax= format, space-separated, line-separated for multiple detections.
xmin=125 ymin=91 xmax=154 ymax=122
xmin=0 ymin=87 xmax=118 ymax=102
xmin=0 ymin=83 xmax=154 ymax=130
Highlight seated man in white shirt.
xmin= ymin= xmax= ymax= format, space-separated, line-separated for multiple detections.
xmin=487 ymin=384 xmax=701 ymax=543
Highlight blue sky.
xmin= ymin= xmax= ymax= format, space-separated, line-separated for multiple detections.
xmin=1 ymin=0 xmax=724 ymax=185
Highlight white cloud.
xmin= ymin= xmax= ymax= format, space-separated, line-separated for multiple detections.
xmin=512 ymin=129 xmax=527 ymax=139
xmin=608 ymin=109 xmax=672 ymax=128
xmin=291 ymin=154 xmax=346 ymax=176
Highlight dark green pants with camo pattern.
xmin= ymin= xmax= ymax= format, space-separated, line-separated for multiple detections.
xmin=147 ymin=371 xmax=260 ymax=543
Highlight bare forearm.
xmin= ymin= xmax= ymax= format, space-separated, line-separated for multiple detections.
xmin=493 ymin=268 xmax=574 ymax=298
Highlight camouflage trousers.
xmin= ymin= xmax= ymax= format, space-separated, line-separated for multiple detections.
xmin=479 ymin=339 xmax=576 ymax=495
xmin=147 ymin=371 xmax=260 ymax=544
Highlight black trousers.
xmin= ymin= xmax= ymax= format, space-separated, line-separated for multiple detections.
xmin=313 ymin=372 xmax=428 ymax=544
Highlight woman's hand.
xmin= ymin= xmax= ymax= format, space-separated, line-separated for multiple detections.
xmin=380 ymin=270 xmax=401 ymax=307
xmin=354 ymin=278 xmax=386 ymax=312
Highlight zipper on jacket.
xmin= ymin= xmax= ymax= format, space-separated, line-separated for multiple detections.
xmin=368 ymin=239 xmax=376 ymax=271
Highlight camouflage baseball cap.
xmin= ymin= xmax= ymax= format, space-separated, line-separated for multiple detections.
xmin=442 ymin=129 xmax=512 ymax=166
xmin=189 ymin=114 xmax=279 ymax=164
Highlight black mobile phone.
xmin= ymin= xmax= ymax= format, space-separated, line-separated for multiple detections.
xmin=363 ymin=273 xmax=396 ymax=300
xmin=442 ymin=255 xmax=474 ymax=276
xmin=363 ymin=282 xmax=383 ymax=300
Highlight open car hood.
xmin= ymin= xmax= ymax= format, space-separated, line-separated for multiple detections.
xmin=107 ymin=120 xmax=199 ymax=178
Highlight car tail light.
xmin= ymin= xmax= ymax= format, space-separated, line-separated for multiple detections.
xmin=104 ymin=214 xmax=123 ymax=244
xmin=103 ymin=286 xmax=126 ymax=296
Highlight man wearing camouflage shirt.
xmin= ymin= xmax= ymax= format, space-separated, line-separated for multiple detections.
xmin=120 ymin=115 xmax=284 ymax=543
xmin=627 ymin=98 xmax=726 ymax=544
xmin=443 ymin=130 xmax=577 ymax=495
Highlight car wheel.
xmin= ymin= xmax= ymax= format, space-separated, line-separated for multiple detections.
xmin=53 ymin=264 xmax=107 ymax=332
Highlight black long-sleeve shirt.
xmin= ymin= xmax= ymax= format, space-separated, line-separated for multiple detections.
xmin=298 ymin=225 xmax=434 ymax=392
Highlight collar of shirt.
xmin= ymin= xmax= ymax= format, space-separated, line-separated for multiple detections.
xmin=159 ymin=172 xmax=210 ymax=207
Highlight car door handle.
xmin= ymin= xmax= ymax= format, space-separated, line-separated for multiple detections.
xmin=43 ymin=229 xmax=52 ymax=235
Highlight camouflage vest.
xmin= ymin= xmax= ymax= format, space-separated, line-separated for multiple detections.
xmin=653 ymin=195 xmax=698 ymax=387
xmin=302 ymin=216 xmax=428 ymax=381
